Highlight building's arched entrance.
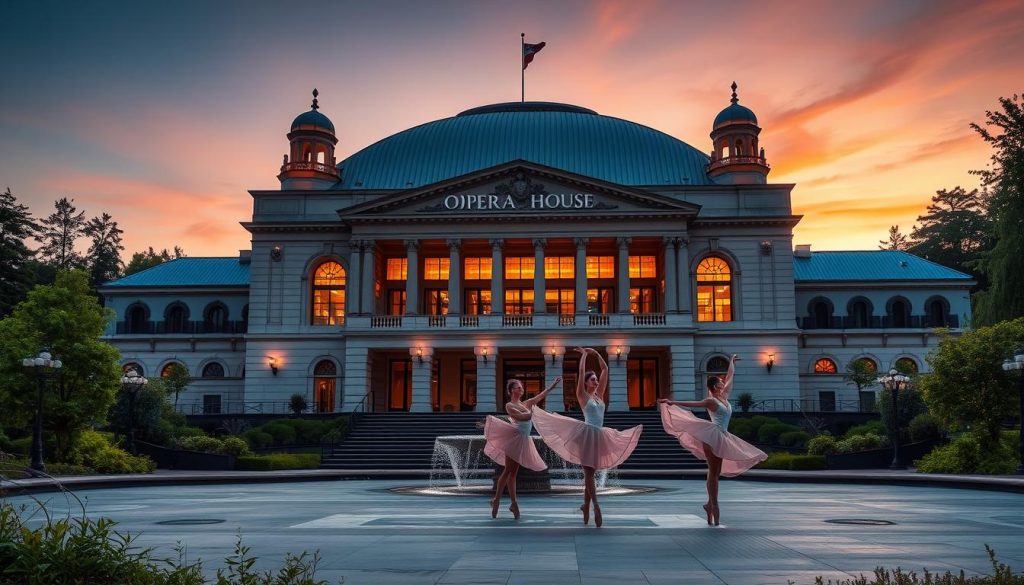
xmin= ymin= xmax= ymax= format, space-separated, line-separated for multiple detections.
xmin=314 ymin=360 xmax=337 ymax=413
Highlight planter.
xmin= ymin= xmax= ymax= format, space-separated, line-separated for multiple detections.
xmin=135 ymin=441 xmax=237 ymax=470
xmin=825 ymin=438 xmax=943 ymax=470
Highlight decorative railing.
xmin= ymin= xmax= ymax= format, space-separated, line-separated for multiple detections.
xmin=115 ymin=320 xmax=247 ymax=335
xmin=798 ymin=314 xmax=959 ymax=330
xmin=707 ymin=155 xmax=770 ymax=172
xmin=558 ymin=314 xmax=576 ymax=327
xmin=633 ymin=313 xmax=666 ymax=326
xmin=460 ymin=315 xmax=480 ymax=327
xmin=428 ymin=315 xmax=446 ymax=328
xmin=588 ymin=314 xmax=610 ymax=326
xmin=503 ymin=314 xmax=533 ymax=327
xmin=371 ymin=315 xmax=402 ymax=328
xmin=279 ymin=161 xmax=337 ymax=176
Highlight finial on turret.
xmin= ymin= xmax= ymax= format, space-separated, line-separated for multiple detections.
xmin=311 ymin=88 xmax=320 ymax=111
xmin=730 ymin=81 xmax=738 ymax=104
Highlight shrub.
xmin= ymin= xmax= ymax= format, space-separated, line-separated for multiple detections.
xmin=835 ymin=433 xmax=889 ymax=454
xmin=235 ymin=453 xmax=321 ymax=471
xmin=736 ymin=392 xmax=754 ymax=413
xmin=778 ymin=430 xmax=811 ymax=448
xmin=0 ymin=427 xmax=11 ymax=453
xmin=916 ymin=431 xmax=1018 ymax=474
xmin=173 ymin=435 xmax=252 ymax=457
xmin=70 ymin=430 xmax=155 ymax=474
xmin=757 ymin=452 xmax=796 ymax=470
xmin=757 ymin=422 xmax=789 ymax=444
xmin=262 ymin=422 xmax=297 ymax=445
xmin=289 ymin=393 xmax=308 ymax=415
xmin=243 ymin=430 xmax=275 ymax=449
xmin=8 ymin=436 xmax=31 ymax=455
xmin=908 ymin=413 xmax=943 ymax=442
xmin=756 ymin=452 xmax=826 ymax=470
xmin=844 ymin=420 xmax=887 ymax=439
xmin=811 ymin=546 xmax=1019 ymax=584
xmin=807 ymin=435 xmax=838 ymax=456
xmin=220 ymin=436 xmax=253 ymax=457
xmin=44 ymin=462 xmax=95 ymax=475
xmin=729 ymin=419 xmax=755 ymax=441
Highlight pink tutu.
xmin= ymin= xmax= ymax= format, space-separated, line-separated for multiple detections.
xmin=483 ymin=415 xmax=547 ymax=472
xmin=659 ymin=402 xmax=767 ymax=477
xmin=531 ymin=408 xmax=642 ymax=470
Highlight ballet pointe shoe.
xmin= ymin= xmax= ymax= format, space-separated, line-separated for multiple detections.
xmin=580 ymin=503 xmax=590 ymax=525
xmin=509 ymin=502 xmax=520 ymax=520
xmin=713 ymin=505 xmax=720 ymax=526
xmin=702 ymin=504 xmax=713 ymax=526
xmin=490 ymin=498 xmax=499 ymax=519
xmin=594 ymin=505 xmax=603 ymax=528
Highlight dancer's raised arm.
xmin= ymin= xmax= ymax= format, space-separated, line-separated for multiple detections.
xmin=720 ymin=354 xmax=739 ymax=400
xmin=658 ymin=397 xmax=719 ymax=412
xmin=590 ymin=349 xmax=610 ymax=403
xmin=574 ymin=347 xmax=589 ymax=408
xmin=524 ymin=376 xmax=562 ymax=408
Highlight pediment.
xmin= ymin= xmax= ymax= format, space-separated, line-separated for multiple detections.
xmin=338 ymin=160 xmax=700 ymax=222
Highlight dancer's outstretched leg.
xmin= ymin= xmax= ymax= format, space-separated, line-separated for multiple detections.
xmin=590 ymin=468 xmax=603 ymax=528
xmin=491 ymin=465 xmax=510 ymax=518
xmin=506 ymin=460 xmax=521 ymax=519
xmin=709 ymin=454 xmax=723 ymax=525
xmin=581 ymin=466 xmax=594 ymax=525
xmin=701 ymin=443 xmax=717 ymax=525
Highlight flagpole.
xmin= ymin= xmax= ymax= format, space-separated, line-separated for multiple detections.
xmin=521 ymin=33 xmax=525 ymax=102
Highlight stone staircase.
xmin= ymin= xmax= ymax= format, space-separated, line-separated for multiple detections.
xmin=320 ymin=410 xmax=706 ymax=476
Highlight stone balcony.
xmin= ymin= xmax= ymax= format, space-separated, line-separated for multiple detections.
xmin=344 ymin=312 xmax=685 ymax=331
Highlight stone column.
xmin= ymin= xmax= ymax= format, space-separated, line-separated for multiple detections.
xmin=346 ymin=240 xmax=362 ymax=317
xmin=676 ymin=237 xmax=692 ymax=313
xmin=490 ymin=239 xmax=504 ymax=315
xmin=533 ymin=238 xmax=547 ymax=314
xmin=447 ymin=239 xmax=461 ymax=315
xmin=409 ymin=347 xmax=434 ymax=412
xmin=361 ymin=241 xmax=376 ymax=315
xmin=574 ymin=237 xmax=589 ymax=314
xmin=544 ymin=345 xmax=565 ymax=410
xmin=605 ymin=344 xmax=630 ymax=412
xmin=616 ymin=237 xmax=631 ymax=313
xmin=474 ymin=345 xmax=497 ymax=412
xmin=663 ymin=237 xmax=677 ymax=313
xmin=341 ymin=344 xmax=370 ymax=411
xmin=405 ymin=239 xmax=419 ymax=315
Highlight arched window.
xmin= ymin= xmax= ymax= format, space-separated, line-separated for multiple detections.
xmin=161 ymin=362 xmax=187 ymax=378
xmin=311 ymin=261 xmax=346 ymax=325
xmin=314 ymin=359 xmax=338 ymax=413
xmin=203 ymin=302 xmax=228 ymax=333
xmin=814 ymin=358 xmax=838 ymax=374
xmin=886 ymin=297 xmax=911 ymax=328
xmin=847 ymin=297 xmax=872 ymax=328
xmin=696 ymin=256 xmax=732 ymax=322
xmin=201 ymin=362 xmax=225 ymax=378
xmin=705 ymin=355 xmax=729 ymax=396
xmin=894 ymin=357 xmax=919 ymax=375
xmin=808 ymin=297 xmax=833 ymax=328
xmin=925 ymin=296 xmax=949 ymax=327
xmin=122 ymin=362 xmax=144 ymax=376
xmin=125 ymin=303 xmax=149 ymax=334
xmin=164 ymin=303 xmax=189 ymax=333
xmin=852 ymin=357 xmax=877 ymax=373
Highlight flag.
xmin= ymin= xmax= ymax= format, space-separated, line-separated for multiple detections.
xmin=523 ymin=41 xmax=546 ymax=70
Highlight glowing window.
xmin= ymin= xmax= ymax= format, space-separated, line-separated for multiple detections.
xmin=586 ymin=256 xmax=615 ymax=278
xmin=464 ymin=257 xmax=492 ymax=280
xmin=161 ymin=362 xmax=186 ymax=378
xmin=424 ymin=258 xmax=450 ymax=280
xmin=628 ymin=255 xmax=657 ymax=278
xmin=814 ymin=358 xmax=838 ymax=374
xmin=544 ymin=288 xmax=575 ymax=314
xmin=386 ymin=258 xmax=407 ymax=280
xmin=505 ymin=289 xmax=535 ymax=314
xmin=696 ymin=256 xmax=732 ymax=322
xmin=544 ymin=256 xmax=574 ymax=278
xmin=505 ymin=257 xmax=535 ymax=279
xmin=311 ymin=261 xmax=346 ymax=325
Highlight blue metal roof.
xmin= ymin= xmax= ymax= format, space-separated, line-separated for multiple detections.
xmin=793 ymin=251 xmax=973 ymax=282
xmin=292 ymin=110 xmax=335 ymax=133
xmin=334 ymin=102 xmax=712 ymax=189
xmin=713 ymin=103 xmax=757 ymax=129
xmin=103 ymin=258 xmax=250 ymax=288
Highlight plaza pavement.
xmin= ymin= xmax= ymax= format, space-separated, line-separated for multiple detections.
xmin=4 ymin=474 xmax=1024 ymax=585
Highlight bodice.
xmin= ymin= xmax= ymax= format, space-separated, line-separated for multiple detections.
xmin=516 ymin=418 xmax=534 ymax=435
xmin=583 ymin=397 xmax=605 ymax=427
xmin=709 ymin=397 xmax=732 ymax=431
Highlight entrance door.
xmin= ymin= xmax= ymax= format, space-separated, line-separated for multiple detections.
xmin=502 ymin=359 xmax=546 ymax=409
xmin=314 ymin=359 xmax=337 ymax=413
xmin=627 ymin=357 xmax=659 ymax=410
xmin=460 ymin=358 xmax=477 ymax=411
xmin=389 ymin=359 xmax=413 ymax=411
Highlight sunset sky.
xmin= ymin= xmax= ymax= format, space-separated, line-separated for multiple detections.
xmin=2 ymin=0 xmax=1022 ymax=258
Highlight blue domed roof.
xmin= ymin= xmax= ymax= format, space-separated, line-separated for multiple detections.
xmin=291 ymin=109 xmax=335 ymax=133
xmin=713 ymin=103 xmax=758 ymax=128
xmin=334 ymin=102 xmax=711 ymax=189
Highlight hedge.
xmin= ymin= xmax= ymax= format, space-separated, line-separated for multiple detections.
xmin=234 ymin=453 xmax=321 ymax=471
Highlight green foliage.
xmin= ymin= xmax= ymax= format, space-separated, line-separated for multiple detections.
xmin=807 ymin=435 xmax=838 ymax=456
xmin=35 ymin=197 xmax=86 ymax=270
xmin=243 ymin=430 xmax=274 ymax=449
xmin=843 ymin=420 xmax=887 ymax=439
xmin=82 ymin=212 xmax=124 ymax=288
xmin=907 ymin=187 xmax=992 ymax=292
xmin=0 ymin=187 xmax=40 ymax=317
xmin=289 ymin=393 xmax=308 ymax=415
xmin=812 ymin=546 xmax=1021 ymax=584
xmin=235 ymin=453 xmax=321 ymax=471
xmin=757 ymin=452 xmax=826 ymax=470
xmin=0 ymin=270 xmax=121 ymax=460
xmin=0 ymin=427 xmax=11 ymax=453
xmin=69 ymin=430 xmax=155 ymax=474
xmin=123 ymin=246 xmax=185 ymax=277
xmin=261 ymin=422 xmax=297 ymax=445
xmin=843 ymin=359 xmax=879 ymax=392
xmin=778 ymin=430 xmax=811 ymax=448
xmin=171 ymin=435 xmax=252 ymax=457
xmin=728 ymin=419 xmax=755 ymax=440
xmin=908 ymin=413 xmax=943 ymax=442
xmin=879 ymin=224 xmax=909 ymax=251
xmin=878 ymin=385 xmax=928 ymax=437
xmin=757 ymin=421 xmax=801 ymax=444
xmin=243 ymin=418 xmax=348 ymax=449
xmin=108 ymin=385 xmax=167 ymax=444
xmin=835 ymin=434 xmax=889 ymax=454
xmin=915 ymin=431 xmax=1019 ymax=474
xmin=736 ymin=392 xmax=754 ymax=412
xmin=158 ymin=363 xmax=191 ymax=409
xmin=919 ymin=318 xmax=1024 ymax=446
xmin=0 ymin=501 xmax=329 ymax=584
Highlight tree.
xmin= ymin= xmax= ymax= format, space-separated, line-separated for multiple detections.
xmin=843 ymin=359 xmax=878 ymax=393
xmin=919 ymin=318 xmax=1024 ymax=448
xmin=0 ymin=187 xmax=40 ymax=316
xmin=907 ymin=187 xmax=992 ymax=283
xmin=36 ymin=197 xmax=86 ymax=270
xmin=971 ymin=94 xmax=1024 ymax=325
xmin=83 ymin=212 xmax=124 ymax=288
xmin=160 ymin=363 xmax=191 ymax=409
xmin=124 ymin=246 xmax=185 ymax=276
xmin=0 ymin=270 xmax=121 ymax=460
xmin=878 ymin=225 xmax=909 ymax=251
xmin=108 ymin=384 xmax=168 ymax=445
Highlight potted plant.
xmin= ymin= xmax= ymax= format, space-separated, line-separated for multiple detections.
xmin=737 ymin=392 xmax=754 ymax=413
xmin=289 ymin=393 xmax=308 ymax=416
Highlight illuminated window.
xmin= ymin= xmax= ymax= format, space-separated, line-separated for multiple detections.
xmin=895 ymin=357 xmax=918 ymax=374
xmin=465 ymin=289 xmax=492 ymax=315
xmin=696 ymin=256 xmax=732 ymax=322
xmin=311 ymin=261 xmax=346 ymax=325
xmin=386 ymin=258 xmax=407 ymax=280
xmin=424 ymin=289 xmax=449 ymax=315
xmin=505 ymin=257 xmax=535 ymax=279
xmin=628 ymin=255 xmax=657 ymax=278
xmin=853 ymin=357 xmax=877 ymax=373
xmin=424 ymin=258 xmax=450 ymax=280
xmin=505 ymin=289 xmax=534 ymax=314
xmin=544 ymin=256 xmax=574 ymax=278
xmin=814 ymin=358 xmax=838 ymax=374
xmin=387 ymin=290 xmax=406 ymax=316
xmin=630 ymin=287 xmax=656 ymax=314
xmin=464 ymin=257 xmax=492 ymax=280
xmin=161 ymin=362 xmax=186 ymax=378
xmin=586 ymin=256 xmax=615 ymax=279
xmin=588 ymin=288 xmax=613 ymax=313
xmin=545 ymin=288 xmax=575 ymax=314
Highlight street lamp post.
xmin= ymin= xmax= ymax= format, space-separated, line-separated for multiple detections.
xmin=120 ymin=369 xmax=148 ymax=454
xmin=20 ymin=349 xmax=62 ymax=473
xmin=1001 ymin=348 xmax=1024 ymax=475
xmin=878 ymin=368 xmax=911 ymax=470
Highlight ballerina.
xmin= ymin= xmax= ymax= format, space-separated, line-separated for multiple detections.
xmin=532 ymin=347 xmax=642 ymax=527
xmin=658 ymin=354 xmax=766 ymax=526
xmin=484 ymin=376 xmax=562 ymax=520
